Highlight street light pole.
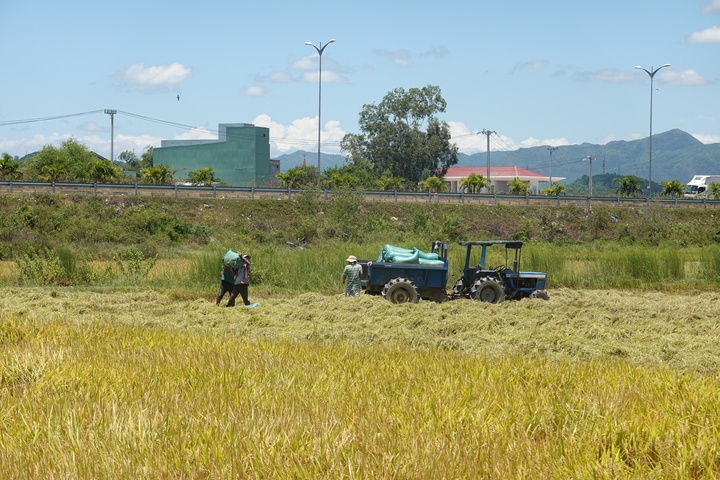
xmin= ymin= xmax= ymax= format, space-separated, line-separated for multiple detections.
xmin=584 ymin=155 xmax=593 ymax=197
xmin=104 ymin=109 xmax=117 ymax=162
xmin=305 ymin=39 xmax=336 ymax=189
xmin=634 ymin=64 xmax=670 ymax=198
xmin=547 ymin=146 xmax=558 ymax=187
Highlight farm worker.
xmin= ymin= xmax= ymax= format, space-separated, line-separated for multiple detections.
xmin=342 ymin=255 xmax=362 ymax=297
xmin=226 ymin=252 xmax=259 ymax=308
xmin=216 ymin=258 xmax=237 ymax=306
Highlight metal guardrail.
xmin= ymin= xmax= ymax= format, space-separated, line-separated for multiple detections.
xmin=1 ymin=180 xmax=719 ymax=208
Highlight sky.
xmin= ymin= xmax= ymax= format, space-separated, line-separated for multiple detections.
xmin=1 ymin=0 xmax=719 ymax=164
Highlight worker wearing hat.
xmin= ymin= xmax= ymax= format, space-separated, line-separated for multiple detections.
xmin=342 ymin=255 xmax=362 ymax=297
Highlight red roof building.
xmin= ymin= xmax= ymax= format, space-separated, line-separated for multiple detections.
xmin=443 ymin=165 xmax=565 ymax=194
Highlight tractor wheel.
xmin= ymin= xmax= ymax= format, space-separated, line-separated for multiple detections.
xmin=382 ymin=278 xmax=420 ymax=304
xmin=530 ymin=290 xmax=550 ymax=300
xmin=470 ymin=277 xmax=505 ymax=304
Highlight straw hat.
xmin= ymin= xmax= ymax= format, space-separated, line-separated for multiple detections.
xmin=346 ymin=255 xmax=357 ymax=263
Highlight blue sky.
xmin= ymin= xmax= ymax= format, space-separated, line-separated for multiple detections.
xmin=1 ymin=0 xmax=719 ymax=162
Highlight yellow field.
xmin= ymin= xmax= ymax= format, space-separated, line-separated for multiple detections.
xmin=1 ymin=286 xmax=720 ymax=478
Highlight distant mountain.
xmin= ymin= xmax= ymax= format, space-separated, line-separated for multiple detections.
xmin=457 ymin=129 xmax=720 ymax=185
xmin=276 ymin=129 xmax=720 ymax=184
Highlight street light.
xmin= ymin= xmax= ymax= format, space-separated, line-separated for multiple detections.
xmin=548 ymin=146 xmax=558 ymax=187
xmin=104 ymin=109 xmax=117 ymax=162
xmin=305 ymin=38 xmax=336 ymax=188
xmin=634 ymin=64 xmax=670 ymax=197
xmin=584 ymin=155 xmax=593 ymax=197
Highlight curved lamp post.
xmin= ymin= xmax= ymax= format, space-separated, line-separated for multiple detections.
xmin=305 ymin=39 xmax=336 ymax=188
xmin=634 ymin=64 xmax=670 ymax=197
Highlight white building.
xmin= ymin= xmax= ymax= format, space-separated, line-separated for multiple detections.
xmin=443 ymin=166 xmax=564 ymax=194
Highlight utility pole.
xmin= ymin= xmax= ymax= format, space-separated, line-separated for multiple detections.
xmin=479 ymin=129 xmax=495 ymax=187
xmin=547 ymin=146 xmax=558 ymax=187
xmin=104 ymin=109 xmax=117 ymax=162
xmin=584 ymin=155 xmax=594 ymax=197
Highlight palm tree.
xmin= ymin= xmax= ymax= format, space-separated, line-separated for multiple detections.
xmin=459 ymin=173 xmax=488 ymax=193
xmin=508 ymin=177 xmax=531 ymax=195
xmin=0 ymin=153 xmax=22 ymax=180
xmin=659 ymin=180 xmax=685 ymax=199
xmin=708 ymin=183 xmax=720 ymax=200
xmin=89 ymin=159 xmax=122 ymax=183
xmin=614 ymin=176 xmax=644 ymax=197
xmin=420 ymin=176 xmax=448 ymax=193
xmin=276 ymin=168 xmax=307 ymax=189
xmin=376 ymin=175 xmax=405 ymax=191
xmin=542 ymin=183 xmax=566 ymax=196
xmin=188 ymin=167 xmax=219 ymax=186
xmin=141 ymin=164 xmax=174 ymax=184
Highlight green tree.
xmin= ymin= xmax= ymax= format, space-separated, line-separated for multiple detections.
xmin=508 ymin=177 xmax=531 ymax=195
xmin=340 ymin=85 xmax=459 ymax=183
xmin=0 ymin=153 xmax=23 ymax=180
xmin=277 ymin=165 xmax=317 ymax=189
xmin=419 ymin=176 xmax=448 ymax=193
xmin=141 ymin=164 xmax=174 ymax=184
xmin=614 ymin=176 xmax=644 ymax=197
xmin=24 ymin=139 xmax=98 ymax=182
xmin=375 ymin=173 xmax=405 ymax=191
xmin=187 ymin=167 xmax=219 ymax=186
xmin=459 ymin=173 xmax=488 ymax=193
xmin=542 ymin=183 xmax=566 ymax=196
xmin=659 ymin=180 xmax=685 ymax=199
xmin=708 ymin=183 xmax=720 ymax=200
xmin=89 ymin=158 xmax=123 ymax=183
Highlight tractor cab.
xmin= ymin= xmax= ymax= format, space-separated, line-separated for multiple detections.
xmin=452 ymin=240 xmax=549 ymax=302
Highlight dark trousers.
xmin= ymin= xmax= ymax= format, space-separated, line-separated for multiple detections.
xmin=226 ymin=283 xmax=250 ymax=307
xmin=216 ymin=280 xmax=234 ymax=305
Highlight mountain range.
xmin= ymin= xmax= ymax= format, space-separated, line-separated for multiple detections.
xmin=276 ymin=129 xmax=720 ymax=185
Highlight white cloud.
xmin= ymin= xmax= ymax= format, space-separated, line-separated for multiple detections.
xmin=421 ymin=46 xmax=450 ymax=60
xmin=661 ymin=69 xmax=708 ymax=86
xmin=595 ymin=69 xmax=636 ymax=82
xmin=703 ymin=0 xmax=720 ymax=13
xmin=693 ymin=133 xmax=720 ymax=144
xmin=687 ymin=25 xmax=720 ymax=43
xmin=267 ymin=71 xmax=293 ymax=83
xmin=252 ymin=114 xmax=345 ymax=157
xmin=510 ymin=60 xmax=549 ymax=73
xmin=373 ymin=49 xmax=412 ymax=67
xmin=118 ymin=62 xmax=192 ymax=86
xmin=448 ymin=121 xmax=570 ymax=154
xmin=241 ymin=85 xmax=266 ymax=97
xmin=293 ymin=55 xmax=345 ymax=83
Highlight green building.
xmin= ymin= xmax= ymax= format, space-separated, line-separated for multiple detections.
xmin=153 ymin=123 xmax=279 ymax=187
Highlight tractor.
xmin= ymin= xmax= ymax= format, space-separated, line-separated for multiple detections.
xmin=450 ymin=240 xmax=549 ymax=303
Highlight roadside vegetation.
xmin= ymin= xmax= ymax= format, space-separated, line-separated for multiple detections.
xmin=2 ymin=192 xmax=720 ymax=477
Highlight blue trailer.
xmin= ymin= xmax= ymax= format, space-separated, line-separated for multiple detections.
xmin=359 ymin=241 xmax=449 ymax=303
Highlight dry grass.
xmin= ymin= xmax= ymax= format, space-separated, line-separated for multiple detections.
xmin=2 ymin=287 xmax=720 ymax=478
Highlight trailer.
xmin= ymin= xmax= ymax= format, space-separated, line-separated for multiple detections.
xmin=359 ymin=241 xmax=449 ymax=303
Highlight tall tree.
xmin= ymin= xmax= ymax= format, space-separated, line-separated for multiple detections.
xmin=340 ymin=85 xmax=459 ymax=183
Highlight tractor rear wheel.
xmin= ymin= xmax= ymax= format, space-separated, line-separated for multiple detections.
xmin=471 ymin=277 xmax=505 ymax=304
xmin=382 ymin=278 xmax=420 ymax=304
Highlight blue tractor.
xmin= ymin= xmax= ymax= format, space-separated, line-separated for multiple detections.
xmin=450 ymin=240 xmax=549 ymax=303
